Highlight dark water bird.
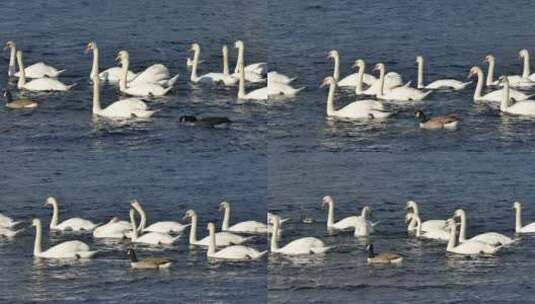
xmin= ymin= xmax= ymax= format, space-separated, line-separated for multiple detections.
xmin=415 ymin=110 xmax=459 ymax=129
xmin=366 ymin=244 xmax=403 ymax=264
xmin=178 ymin=115 xmax=232 ymax=127
xmin=126 ymin=248 xmax=172 ymax=270
xmin=2 ymin=88 xmax=38 ymax=109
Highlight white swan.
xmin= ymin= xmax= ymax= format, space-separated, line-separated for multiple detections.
xmin=270 ymin=215 xmax=331 ymax=255
xmin=321 ymin=76 xmax=391 ymax=119
xmin=446 ymin=219 xmax=501 ymax=255
xmin=219 ymin=201 xmax=267 ymax=234
xmin=92 ymin=71 xmax=156 ymax=119
xmin=130 ymin=199 xmax=189 ymax=234
xmin=129 ymin=209 xmax=179 ymax=245
xmin=468 ymin=66 xmax=531 ymax=103
xmin=483 ymin=54 xmax=500 ymax=87
xmin=268 ymin=71 xmax=295 ymax=84
xmin=237 ymin=62 xmax=267 ymax=101
xmin=0 ymin=213 xmax=21 ymax=228
xmin=327 ymin=50 xmax=376 ymax=87
xmin=519 ymin=49 xmax=535 ymax=81
xmin=0 ymin=226 xmax=23 ymax=238
xmin=513 ymin=201 xmax=535 ymax=233
xmin=499 ymin=75 xmax=535 ymax=116
xmin=92 ymin=217 xmax=131 ymax=239
xmin=189 ymin=43 xmax=237 ymax=85
xmin=32 ymin=218 xmax=96 ymax=259
xmin=85 ymin=42 xmax=136 ymax=83
xmin=492 ymin=50 xmax=535 ymax=88
xmin=268 ymin=75 xmax=304 ymax=96
xmin=44 ymin=197 xmax=97 ymax=231
xmin=454 ymin=209 xmax=514 ymax=246
xmin=353 ymin=206 xmax=376 ymax=237
xmin=350 ymin=59 xmax=378 ymax=95
xmin=405 ymin=200 xmax=446 ymax=232
xmin=411 ymin=214 xmax=449 ymax=241
xmin=233 ymin=40 xmax=267 ymax=77
xmin=416 ymin=56 xmax=471 ymax=90
xmin=183 ymin=209 xmax=252 ymax=247
xmin=321 ymin=195 xmax=360 ymax=231
xmin=375 ymin=63 xmax=431 ymax=101
xmin=206 ymin=223 xmax=266 ymax=261
xmin=16 ymin=51 xmax=75 ymax=91
xmin=5 ymin=41 xmax=65 ymax=78
xmin=117 ymin=51 xmax=176 ymax=96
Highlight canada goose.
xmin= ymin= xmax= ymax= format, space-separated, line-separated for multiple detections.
xmin=366 ymin=244 xmax=403 ymax=264
xmin=415 ymin=110 xmax=459 ymax=129
xmin=126 ymin=248 xmax=172 ymax=270
xmin=2 ymin=89 xmax=38 ymax=109
xmin=178 ymin=115 xmax=232 ymax=128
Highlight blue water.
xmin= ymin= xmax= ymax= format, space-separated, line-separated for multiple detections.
xmin=2 ymin=0 xmax=535 ymax=303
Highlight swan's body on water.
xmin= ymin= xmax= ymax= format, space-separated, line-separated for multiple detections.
xmin=129 ymin=209 xmax=179 ymax=245
xmin=219 ymin=201 xmax=267 ymax=234
xmin=446 ymin=219 xmax=501 ymax=255
xmin=16 ymin=51 xmax=74 ymax=91
xmin=206 ymin=223 xmax=266 ymax=262
xmin=44 ymin=197 xmax=97 ymax=231
xmin=469 ymin=66 xmax=531 ymax=103
xmin=375 ymin=63 xmax=430 ymax=101
xmin=416 ymin=56 xmax=471 ymax=90
xmin=513 ymin=201 xmax=535 ymax=233
xmin=454 ymin=209 xmax=514 ymax=246
xmin=32 ymin=218 xmax=96 ymax=259
xmin=86 ymin=42 xmax=136 ymax=83
xmin=92 ymin=217 xmax=131 ymax=239
xmin=184 ymin=209 xmax=252 ymax=247
xmin=405 ymin=200 xmax=447 ymax=232
xmin=5 ymin=41 xmax=65 ymax=78
xmin=130 ymin=199 xmax=189 ymax=234
xmin=270 ymin=215 xmax=331 ymax=255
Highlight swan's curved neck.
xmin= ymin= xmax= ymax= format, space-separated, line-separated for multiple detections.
xmin=361 ymin=208 xmax=368 ymax=218
xmin=447 ymin=222 xmax=457 ymax=250
xmin=326 ymin=202 xmax=334 ymax=227
xmin=486 ymin=59 xmax=495 ymax=86
xmin=270 ymin=219 xmax=279 ymax=251
xmin=189 ymin=214 xmax=198 ymax=244
xmin=415 ymin=216 xmax=422 ymax=238
xmin=523 ymin=53 xmax=531 ymax=78
xmin=16 ymin=54 xmax=26 ymax=88
xmin=473 ymin=69 xmax=484 ymax=100
xmin=8 ymin=46 xmax=16 ymax=76
xmin=355 ymin=63 xmax=365 ymax=94
xmin=234 ymin=45 xmax=245 ymax=74
xmin=500 ymin=80 xmax=510 ymax=111
xmin=222 ymin=207 xmax=230 ymax=230
xmin=377 ymin=67 xmax=386 ymax=98
xmin=223 ymin=47 xmax=229 ymax=75
xmin=90 ymin=47 xmax=99 ymax=80
xmin=33 ymin=221 xmax=42 ymax=256
xmin=515 ymin=206 xmax=522 ymax=233
xmin=238 ymin=63 xmax=246 ymax=99
xmin=119 ymin=58 xmax=129 ymax=91
xmin=417 ymin=60 xmax=425 ymax=89
xmin=457 ymin=212 xmax=467 ymax=242
xmin=207 ymin=227 xmax=216 ymax=255
xmin=190 ymin=48 xmax=200 ymax=81
xmin=326 ymin=81 xmax=336 ymax=116
xmin=92 ymin=61 xmax=102 ymax=114
xmin=129 ymin=209 xmax=138 ymax=241
xmin=49 ymin=201 xmax=59 ymax=228
xmin=332 ymin=55 xmax=340 ymax=81
xmin=134 ymin=204 xmax=146 ymax=232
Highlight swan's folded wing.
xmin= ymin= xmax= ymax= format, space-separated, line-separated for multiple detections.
xmin=131 ymin=64 xmax=170 ymax=84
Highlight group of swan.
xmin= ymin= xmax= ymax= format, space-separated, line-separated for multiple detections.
xmin=321 ymin=195 xmax=377 ymax=236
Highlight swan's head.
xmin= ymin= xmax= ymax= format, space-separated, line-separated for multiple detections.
xmin=446 ymin=218 xmax=456 ymax=229
xmin=222 ymin=45 xmax=228 ymax=54
xmin=453 ymin=209 xmax=465 ymax=219
xmin=513 ymin=201 xmax=522 ymax=210
xmin=189 ymin=43 xmax=200 ymax=52
xmin=31 ymin=218 xmax=40 ymax=227
xmin=218 ymin=201 xmax=230 ymax=211
xmin=116 ymin=50 xmax=129 ymax=63
xmin=234 ymin=40 xmax=244 ymax=49
xmin=327 ymin=50 xmax=338 ymax=60
xmin=405 ymin=200 xmax=417 ymax=210
xmin=130 ymin=199 xmax=141 ymax=209
xmin=373 ymin=63 xmax=384 ymax=73
xmin=84 ymin=42 xmax=96 ymax=54
xmin=321 ymin=195 xmax=334 ymax=209
xmin=499 ymin=75 xmax=509 ymax=86
xmin=416 ymin=55 xmax=423 ymax=63
xmin=43 ymin=196 xmax=57 ymax=207
xmin=351 ymin=59 xmax=365 ymax=69
xmin=361 ymin=206 xmax=371 ymax=216
xmin=467 ymin=66 xmax=481 ymax=79
xmin=206 ymin=222 xmax=215 ymax=232
xmin=519 ymin=49 xmax=529 ymax=58
xmin=268 ymin=213 xmax=280 ymax=225
xmin=320 ymin=76 xmax=335 ymax=88
xmin=483 ymin=54 xmax=495 ymax=64
xmin=183 ymin=209 xmax=196 ymax=221
xmin=4 ymin=41 xmax=15 ymax=50
xmin=404 ymin=212 xmax=414 ymax=224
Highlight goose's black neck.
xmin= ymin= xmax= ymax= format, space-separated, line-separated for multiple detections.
xmin=3 ymin=90 xmax=13 ymax=103
xmin=128 ymin=249 xmax=138 ymax=262
xmin=367 ymin=244 xmax=375 ymax=258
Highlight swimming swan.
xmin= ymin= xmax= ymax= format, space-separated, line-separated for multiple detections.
xmin=499 ymin=75 xmax=535 ymax=116
xmin=268 ymin=71 xmax=296 ymax=85
xmin=405 ymin=200 xmax=446 ymax=232
xmin=468 ymin=66 xmax=531 ymax=103
xmin=130 ymin=199 xmax=189 ymax=234
xmin=92 ymin=72 xmax=156 ymax=119
xmin=321 ymin=195 xmax=361 ymax=231
xmin=327 ymin=50 xmax=376 ymax=87
xmin=206 ymin=223 xmax=266 ymax=261
xmin=44 ymin=197 xmax=97 ymax=231
xmin=85 ymin=41 xmax=136 ymax=83
xmin=92 ymin=217 xmax=131 ymax=239
xmin=233 ymin=40 xmax=267 ymax=80
xmin=189 ymin=44 xmax=237 ymax=86
xmin=237 ymin=62 xmax=267 ymax=100
xmin=411 ymin=214 xmax=449 ymax=241
xmin=219 ymin=201 xmax=267 ymax=234
xmin=485 ymin=51 xmax=535 ymax=88
xmin=270 ymin=214 xmax=331 ymax=255
xmin=454 ymin=209 xmax=514 ymax=246
xmin=513 ymin=201 xmax=535 ymax=233
xmin=353 ymin=206 xmax=377 ymax=237
xmin=416 ymin=55 xmax=471 ymax=90
xmin=16 ymin=51 xmax=75 ymax=91
xmin=32 ymin=218 xmax=96 ymax=259
xmin=321 ymin=76 xmax=391 ymax=119
xmin=446 ymin=219 xmax=501 ymax=255
xmin=375 ymin=63 xmax=431 ymax=101
xmin=129 ymin=209 xmax=179 ymax=245
xmin=5 ymin=41 xmax=65 ymax=78
xmin=183 ymin=209 xmax=252 ymax=247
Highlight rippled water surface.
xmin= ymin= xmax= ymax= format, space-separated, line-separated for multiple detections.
xmin=3 ymin=0 xmax=535 ymax=303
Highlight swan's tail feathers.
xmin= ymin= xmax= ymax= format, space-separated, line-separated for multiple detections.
xmin=459 ymin=81 xmax=473 ymax=89
xmin=132 ymin=109 xmax=159 ymax=119
xmin=371 ymin=221 xmax=380 ymax=227
xmin=292 ymin=86 xmax=306 ymax=95
xmin=403 ymin=81 xmax=412 ymax=87
xmin=66 ymin=83 xmax=77 ymax=90
xmin=251 ymin=250 xmax=268 ymax=260
xmin=76 ymin=250 xmax=98 ymax=259
xmin=164 ymin=74 xmax=180 ymax=87
xmin=279 ymin=217 xmax=290 ymax=224
xmin=53 ymin=69 xmax=67 ymax=77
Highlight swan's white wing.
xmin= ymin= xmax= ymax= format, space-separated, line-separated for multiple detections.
xmin=99 ymin=67 xmax=136 ymax=83
xmin=144 ymin=221 xmax=187 ymax=234
xmin=56 ymin=218 xmax=96 ymax=231
xmin=331 ymin=216 xmax=360 ymax=230
xmin=15 ymin=62 xmax=62 ymax=78
xmin=23 ymin=78 xmax=72 ymax=91
xmin=244 ymin=87 xmax=268 ymax=100
xmin=505 ymin=100 xmax=535 ymax=116
xmin=228 ymin=221 xmax=267 ymax=234
xmin=42 ymin=240 xmax=91 ymax=258
xmin=130 ymin=64 xmax=170 ymax=85
xmin=211 ymin=245 xmax=265 ymax=260
xmin=469 ymin=232 xmax=513 ymax=246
